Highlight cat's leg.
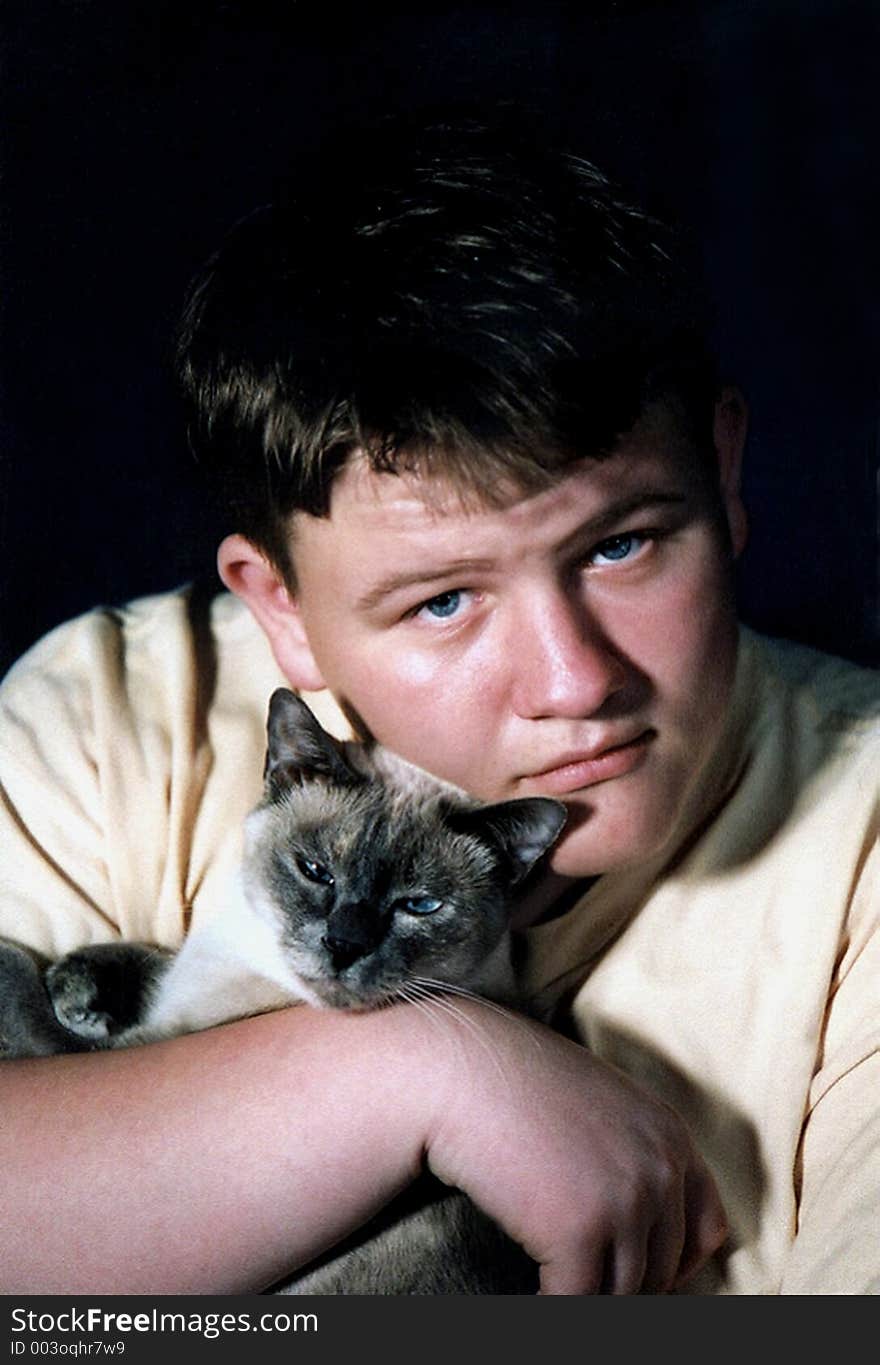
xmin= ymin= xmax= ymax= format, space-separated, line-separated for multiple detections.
xmin=0 ymin=939 xmax=92 ymax=1057
xmin=45 ymin=942 xmax=173 ymax=1046
xmin=275 ymin=1180 xmax=539 ymax=1295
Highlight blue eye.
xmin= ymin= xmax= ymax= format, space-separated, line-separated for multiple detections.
xmin=422 ymin=590 xmax=461 ymax=619
xmin=398 ymin=895 xmax=443 ymax=915
xmin=296 ymin=857 xmax=335 ymax=886
xmin=591 ymin=533 xmax=646 ymax=565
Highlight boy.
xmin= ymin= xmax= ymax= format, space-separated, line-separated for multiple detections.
xmin=0 ymin=113 xmax=876 ymax=1294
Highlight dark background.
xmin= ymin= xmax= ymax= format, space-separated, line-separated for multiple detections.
xmin=2 ymin=0 xmax=878 ymax=677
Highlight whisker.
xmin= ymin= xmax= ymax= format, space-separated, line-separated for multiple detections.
xmin=391 ymin=982 xmax=460 ymax=1043
xmin=409 ymin=976 xmax=546 ymax=1059
xmin=400 ymin=983 xmax=502 ymax=1060
xmin=410 ymin=976 xmax=517 ymax=1018
xmin=400 ymin=982 xmax=515 ymax=1083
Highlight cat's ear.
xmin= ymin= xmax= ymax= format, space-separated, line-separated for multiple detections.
xmin=265 ymin=689 xmax=362 ymax=797
xmin=452 ymin=798 xmax=567 ymax=884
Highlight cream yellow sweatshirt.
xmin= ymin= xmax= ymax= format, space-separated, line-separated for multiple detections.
xmin=1 ymin=586 xmax=877 ymax=1293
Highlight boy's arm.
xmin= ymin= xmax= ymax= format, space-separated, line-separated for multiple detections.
xmin=0 ymin=998 xmax=726 ymax=1295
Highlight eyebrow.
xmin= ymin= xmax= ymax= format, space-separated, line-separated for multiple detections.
xmin=356 ymin=558 xmax=496 ymax=612
xmin=558 ymin=489 xmax=689 ymax=554
xmin=355 ymin=489 xmax=689 ymax=613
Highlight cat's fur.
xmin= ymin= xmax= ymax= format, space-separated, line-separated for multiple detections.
xmin=0 ymin=689 xmax=566 ymax=1294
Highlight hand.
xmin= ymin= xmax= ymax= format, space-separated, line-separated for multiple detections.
xmin=423 ymin=1003 xmax=727 ymax=1294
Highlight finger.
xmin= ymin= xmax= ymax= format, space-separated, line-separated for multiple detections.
xmin=605 ymin=1238 xmax=649 ymax=1295
xmin=674 ymin=1161 xmax=729 ymax=1289
xmin=538 ymin=1242 xmax=613 ymax=1296
xmin=548 ymin=1238 xmax=651 ymax=1295
xmin=640 ymin=1188 xmax=686 ymax=1293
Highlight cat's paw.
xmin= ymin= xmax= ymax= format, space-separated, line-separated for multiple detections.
xmin=45 ymin=942 xmax=173 ymax=1043
xmin=46 ymin=954 xmax=116 ymax=1041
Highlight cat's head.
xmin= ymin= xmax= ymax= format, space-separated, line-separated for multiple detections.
xmin=241 ymin=689 xmax=566 ymax=1009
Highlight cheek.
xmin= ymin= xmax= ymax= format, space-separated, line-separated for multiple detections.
xmin=376 ymin=648 xmax=450 ymax=692
xmin=315 ymin=615 xmax=500 ymax=726
xmin=388 ymin=678 xmax=510 ymax=796
xmin=314 ymin=638 xmax=498 ymax=784
xmin=617 ymin=541 xmax=737 ymax=702
xmin=666 ymin=554 xmax=738 ymax=701
xmin=549 ymin=785 xmax=679 ymax=876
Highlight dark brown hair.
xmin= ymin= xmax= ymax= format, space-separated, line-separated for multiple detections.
xmin=176 ymin=108 xmax=717 ymax=580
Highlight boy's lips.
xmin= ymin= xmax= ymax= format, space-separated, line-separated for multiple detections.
xmin=519 ymin=729 xmax=655 ymax=796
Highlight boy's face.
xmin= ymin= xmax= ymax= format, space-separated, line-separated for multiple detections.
xmin=226 ymin=401 xmax=747 ymax=879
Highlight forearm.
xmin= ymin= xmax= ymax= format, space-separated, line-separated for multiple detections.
xmin=0 ymin=1004 xmax=436 ymax=1294
xmin=0 ymin=995 xmax=727 ymax=1295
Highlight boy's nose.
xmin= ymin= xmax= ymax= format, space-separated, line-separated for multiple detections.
xmin=510 ymin=593 xmax=627 ymax=721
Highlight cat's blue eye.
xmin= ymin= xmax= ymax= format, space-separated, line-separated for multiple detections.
xmin=398 ymin=895 xmax=443 ymax=915
xmin=590 ymin=533 xmax=648 ymax=566
xmin=296 ymin=856 xmax=335 ymax=886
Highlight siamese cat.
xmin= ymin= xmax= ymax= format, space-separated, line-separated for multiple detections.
xmin=0 ymin=689 xmax=566 ymax=1294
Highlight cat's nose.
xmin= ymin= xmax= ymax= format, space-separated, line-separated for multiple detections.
xmin=322 ymin=930 xmax=369 ymax=971
xmin=322 ymin=901 xmax=383 ymax=971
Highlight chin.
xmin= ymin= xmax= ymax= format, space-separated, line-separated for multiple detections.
xmin=550 ymin=839 xmax=656 ymax=880
xmin=548 ymin=792 xmax=679 ymax=879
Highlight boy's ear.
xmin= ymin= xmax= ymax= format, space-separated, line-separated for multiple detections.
xmin=216 ymin=534 xmax=327 ymax=692
xmin=713 ymin=386 xmax=749 ymax=558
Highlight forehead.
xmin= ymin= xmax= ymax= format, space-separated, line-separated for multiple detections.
xmin=290 ymin=404 xmax=710 ymax=569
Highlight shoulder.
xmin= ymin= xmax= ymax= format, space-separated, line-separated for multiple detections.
xmin=1 ymin=583 xmax=272 ymax=730
xmin=627 ymin=627 xmax=880 ymax=953
xmin=706 ymin=628 xmax=880 ymax=951
xmin=0 ymin=586 xmax=290 ymax=952
xmin=740 ymin=627 xmax=880 ymax=785
xmin=744 ymin=626 xmax=880 ymax=712
xmin=0 ymin=582 xmax=290 ymax=857
xmin=2 ymin=584 xmax=203 ymax=697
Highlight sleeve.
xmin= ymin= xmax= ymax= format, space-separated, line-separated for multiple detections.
xmin=780 ymin=833 xmax=880 ymax=1294
xmin=0 ymin=613 xmax=123 ymax=956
